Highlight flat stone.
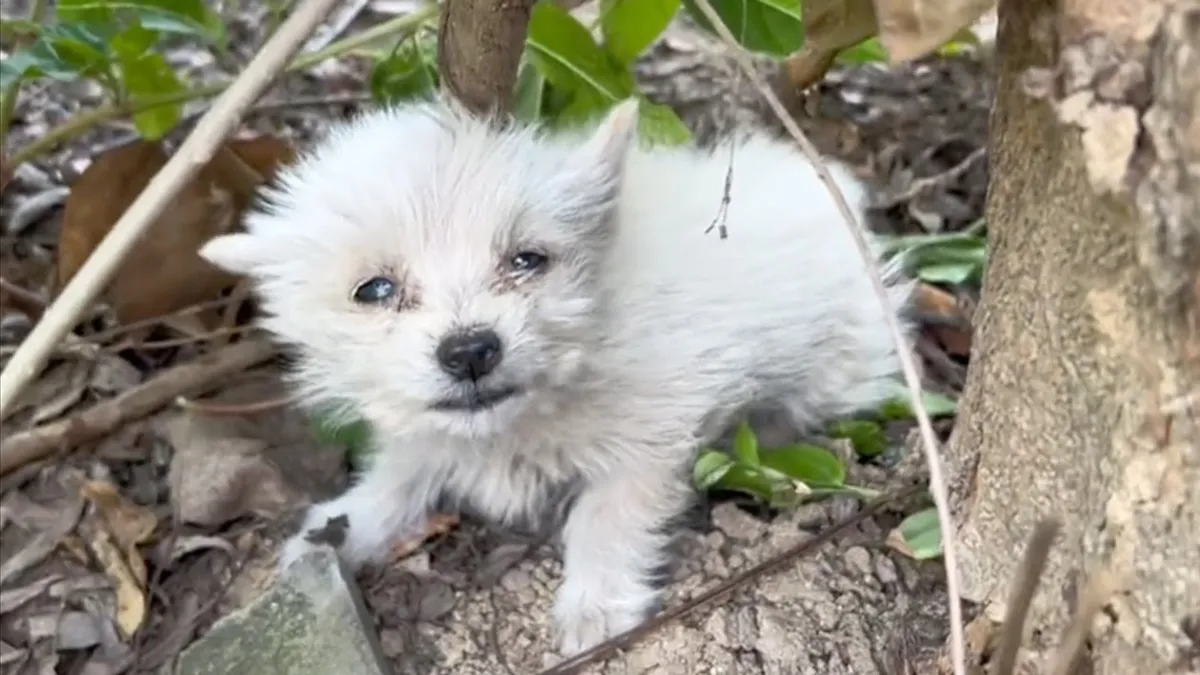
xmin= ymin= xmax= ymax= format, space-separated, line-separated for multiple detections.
xmin=176 ymin=545 xmax=390 ymax=675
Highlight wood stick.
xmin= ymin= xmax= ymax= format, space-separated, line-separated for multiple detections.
xmin=0 ymin=338 xmax=276 ymax=477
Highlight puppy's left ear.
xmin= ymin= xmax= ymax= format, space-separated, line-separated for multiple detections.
xmin=576 ymin=98 xmax=640 ymax=173
xmin=199 ymin=233 xmax=274 ymax=276
xmin=553 ymin=99 xmax=640 ymax=226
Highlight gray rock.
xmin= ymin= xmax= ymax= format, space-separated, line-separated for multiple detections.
xmin=176 ymin=546 xmax=390 ymax=675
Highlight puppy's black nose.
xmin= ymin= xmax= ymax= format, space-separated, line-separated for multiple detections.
xmin=436 ymin=329 xmax=503 ymax=381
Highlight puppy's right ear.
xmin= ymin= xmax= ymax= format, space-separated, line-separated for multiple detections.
xmin=199 ymin=233 xmax=273 ymax=276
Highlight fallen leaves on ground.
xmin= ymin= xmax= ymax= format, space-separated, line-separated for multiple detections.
xmin=55 ymin=136 xmax=297 ymax=327
xmin=163 ymin=371 xmax=349 ymax=528
xmin=387 ymin=513 xmax=461 ymax=563
xmin=0 ymin=488 xmax=84 ymax=586
xmin=78 ymin=479 xmax=159 ymax=639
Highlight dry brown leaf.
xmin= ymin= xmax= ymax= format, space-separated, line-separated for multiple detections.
xmin=0 ymin=492 xmax=83 ymax=586
xmin=80 ymin=524 xmax=145 ymax=640
xmin=781 ymin=0 xmax=879 ymax=91
xmin=386 ymin=513 xmax=461 ymax=563
xmin=914 ymin=282 xmax=973 ymax=357
xmin=55 ymin=136 xmax=297 ymax=326
xmin=874 ymin=0 xmax=996 ymax=63
xmin=79 ymin=480 xmax=157 ymax=588
xmin=163 ymin=410 xmax=302 ymax=527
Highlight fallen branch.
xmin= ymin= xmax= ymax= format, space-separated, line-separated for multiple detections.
xmin=0 ymin=338 xmax=277 ymax=477
xmin=538 ymin=483 xmax=925 ymax=675
xmin=0 ymin=0 xmax=341 ymax=420
xmin=686 ymin=1 xmax=968 ymax=674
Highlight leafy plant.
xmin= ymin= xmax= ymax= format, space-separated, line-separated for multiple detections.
xmin=880 ymin=220 xmax=988 ymax=287
xmin=681 ymin=0 xmax=804 ymax=56
xmin=693 ymin=421 xmax=878 ymax=508
xmin=887 ymin=506 xmax=942 ymax=559
xmin=1 ymin=0 xmax=225 ymax=139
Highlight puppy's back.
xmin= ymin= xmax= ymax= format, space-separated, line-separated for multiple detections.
xmin=601 ymin=133 xmax=913 ymax=427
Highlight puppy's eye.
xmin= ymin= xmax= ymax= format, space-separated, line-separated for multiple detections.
xmin=352 ymin=276 xmax=398 ymax=305
xmin=510 ymin=251 xmax=548 ymax=273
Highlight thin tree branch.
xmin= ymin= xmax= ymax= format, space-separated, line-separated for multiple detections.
xmin=685 ymin=1 xmax=968 ymax=674
xmin=0 ymin=0 xmax=341 ymax=420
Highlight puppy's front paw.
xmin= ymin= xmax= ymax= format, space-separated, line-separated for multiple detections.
xmin=277 ymin=510 xmax=352 ymax=573
xmin=277 ymin=531 xmax=324 ymax=572
xmin=552 ymin=585 xmax=651 ymax=656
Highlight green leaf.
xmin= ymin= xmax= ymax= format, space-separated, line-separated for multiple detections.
xmin=110 ymin=22 xmax=158 ymax=58
xmin=599 ymin=0 xmax=681 ymax=65
xmin=693 ymin=450 xmax=735 ymax=490
xmin=731 ymin=419 xmax=759 ymax=465
xmin=58 ymin=0 xmax=225 ymax=44
xmin=917 ymin=262 xmax=979 ymax=285
xmin=878 ymin=383 xmax=958 ymax=420
xmin=717 ymin=464 xmax=795 ymax=507
xmin=7 ymin=25 xmax=116 ymax=88
xmin=369 ymin=41 xmax=438 ymax=105
xmin=526 ymin=0 xmax=635 ymax=107
xmin=892 ymin=507 xmax=942 ymax=560
xmin=512 ymin=62 xmax=547 ymax=123
xmin=836 ymin=38 xmax=888 ymax=64
xmin=760 ymin=443 xmax=845 ymax=487
xmin=681 ymin=0 xmax=803 ymax=56
xmin=637 ymin=100 xmax=692 ymax=146
xmin=114 ymin=45 xmax=183 ymax=139
xmin=827 ymin=419 xmax=889 ymax=457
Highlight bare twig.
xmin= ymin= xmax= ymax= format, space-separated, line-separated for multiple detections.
xmin=991 ymin=520 xmax=1061 ymax=675
xmin=537 ymin=483 xmax=925 ymax=675
xmin=0 ymin=338 xmax=277 ymax=477
xmin=0 ymin=0 xmax=341 ymax=420
xmin=685 ymin=2 xmax=968 ymax=674
xmin=1047 ymin=566 xmax=1116 ymax=675
xmin=174 ymin=392 xmax=299 ymax=416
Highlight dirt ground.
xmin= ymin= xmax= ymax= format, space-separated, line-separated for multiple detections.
xmin=0 ymin=4 xmax=992 ymax=674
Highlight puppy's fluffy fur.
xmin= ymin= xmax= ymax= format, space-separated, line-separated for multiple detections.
xmin=200 ymin=97 xmax=914 ymax=655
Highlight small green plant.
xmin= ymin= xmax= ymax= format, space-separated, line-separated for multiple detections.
xmin=1 ymin=0 xmax=225 ymax=140
xmin=888 ymin=505 xmax=942 ymax=559
xmin=880 ymin=219 xmax=988 ymax=287
xmin=693 ymin=420 xmax=878 ymax=508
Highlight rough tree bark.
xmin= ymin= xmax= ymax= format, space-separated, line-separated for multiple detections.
xmin=436 ymin=0 xmax=538 ymax=114
xmin=948 ymin=0 xmax=1200 ymax=672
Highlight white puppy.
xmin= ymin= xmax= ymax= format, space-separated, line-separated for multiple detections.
xmin=200 ymin=96 xmax=914 ymax=655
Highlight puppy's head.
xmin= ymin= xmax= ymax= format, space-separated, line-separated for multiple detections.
xmin=201 ymin=98 xmax=640 ymax=439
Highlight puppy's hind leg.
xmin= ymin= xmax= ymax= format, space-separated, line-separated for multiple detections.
xmin=279 ymin=446 xmax=446 ymax=572
xmin=553 ymin=453 xmax=694 ymax=656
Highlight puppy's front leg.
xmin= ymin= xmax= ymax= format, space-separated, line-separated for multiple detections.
xmin=279 ymin=446 xmax=445 ymax=572
xmin=554 ymin=459 xmax=693 ymax=655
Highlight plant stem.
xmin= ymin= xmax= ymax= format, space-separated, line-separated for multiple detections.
xmin=0 ymin=0 xmax=49 ymax=150
xmin=5 ymin=2 xmax=438 ymax=168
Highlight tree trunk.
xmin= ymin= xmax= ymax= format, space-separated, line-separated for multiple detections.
xmin=948 ymin=0 xmax=1200 ymax=671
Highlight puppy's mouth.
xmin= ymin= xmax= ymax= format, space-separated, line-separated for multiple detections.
xmin=431 ymin=385 xmax=521 ymax=412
